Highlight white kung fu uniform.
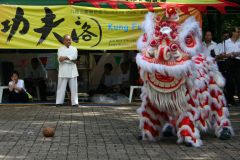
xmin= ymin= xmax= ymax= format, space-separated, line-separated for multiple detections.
xmin=56 ymin=45 xmax=79 ymax=105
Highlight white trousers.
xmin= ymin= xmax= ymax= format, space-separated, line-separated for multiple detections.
xmin=56 ymin=77 xmax=78 ymax=105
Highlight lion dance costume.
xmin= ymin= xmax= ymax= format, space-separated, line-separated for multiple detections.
xmin=136 ymin=7 xmax=234 ymax=147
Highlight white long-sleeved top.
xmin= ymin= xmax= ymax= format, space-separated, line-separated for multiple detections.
xmin=57 ymin=45 xmax=79 ymax=78
xmin=9 ymin=79 xmax=26 ymax=93
xmin=216 ymin=41 xmax=227 ymax=56
xmin=225 ymin=38 xmax=240 ymax=60
xmin=202 ymin=41 xmax=218 ymax=56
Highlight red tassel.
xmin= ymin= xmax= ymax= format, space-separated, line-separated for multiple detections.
xmin=141 ymin=2 xmax=154 ymax=12
xmin=124 ymin=2 xmax=137 ymax=9
xmin=108 ymin=1 xmax=118 ymax=9
xmin=91 ymin=1 xmax=101 ymax=8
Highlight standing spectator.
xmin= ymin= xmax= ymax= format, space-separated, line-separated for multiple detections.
xmin=216 ymin=30 xmax=230 ymax=58
xmin=203 ymin=31 xmax=218 ymax=57
xmin=8 ymin=71 xmax=29 ymax=103
xmin=25 ymin=58 xmax=47 ymax=101
xmin=215 ymin=31 xmax=231 ymax=105
xmin=216 ymin=30 xmax=230 ymax=75
xmin=224 ymin=27 xmax=240 ymax=105
xmin=56 ymin=35 xmax=79 ymax=107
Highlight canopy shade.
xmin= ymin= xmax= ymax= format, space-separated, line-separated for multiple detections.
xmin=68 ymin=0 xmax=239 ymax=13
xmin=0 ymin=0 xmax=239 ymax=13
xmin=0 ymin=0 xmax=67 ymax=5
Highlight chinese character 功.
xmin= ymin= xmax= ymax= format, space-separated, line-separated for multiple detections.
xmin=1 ymin=7 xmax=29 ymax=42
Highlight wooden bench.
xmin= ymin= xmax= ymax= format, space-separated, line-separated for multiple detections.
xmin=129 ymin=86 xmax=142 ymax=103
xmin=0 ymin=86 xmax=8 ymax=103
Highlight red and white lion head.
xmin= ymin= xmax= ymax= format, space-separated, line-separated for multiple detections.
xmin=137 ymin=8 xmax=202 ymax=94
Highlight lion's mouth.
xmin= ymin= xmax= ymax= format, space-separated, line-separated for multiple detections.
xmin=142 ymin=54 xmax=190 ymax=66
xmin=147 ymin=72 xmax=185 ymax=93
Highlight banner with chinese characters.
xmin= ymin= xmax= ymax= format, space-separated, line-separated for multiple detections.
xmin=0 ymin=5 xmax=201 ymax=50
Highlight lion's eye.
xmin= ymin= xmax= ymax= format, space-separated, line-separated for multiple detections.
xmin=147 ymin=48 xmax=155 ymax=58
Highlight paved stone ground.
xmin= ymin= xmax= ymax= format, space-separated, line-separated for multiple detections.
xmin=0 ymin=104 xmax=239 ymax=160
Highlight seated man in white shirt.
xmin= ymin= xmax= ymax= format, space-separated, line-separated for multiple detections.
xmin=202 ymin=31 xmax=218 ymax=57
xmin=9 ymin=71 xmax=29 ymax=103
xmin=25 ymin=58 xmax=47 ymax=101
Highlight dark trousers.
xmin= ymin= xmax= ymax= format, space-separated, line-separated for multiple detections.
xmin=217 ymin=60 xmax=232 ymax=103
xmin=233 ymin=59 xmax=240 ymax=101
xmin=224 ymin=59 xmax=240 ymax=104
xmin=9 ymin=91 xmax=28 ymax=103
xmin=217 ymin=61 xmax=228 ymax=77
xmin=25 ymin=79 xmax=47 ymax=101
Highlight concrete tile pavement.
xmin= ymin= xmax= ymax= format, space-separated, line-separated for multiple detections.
xmin=0 ymin=104 xmax=239 ymax=160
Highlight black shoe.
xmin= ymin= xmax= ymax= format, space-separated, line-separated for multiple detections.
xmin=56 ymin=104 xmax=63 ymax=107
xmin=185 ymin=142 xmax=193 ymax=147
xmin=137 ymin=135 xmax=143 ymax=140
xmin=163 ymin=126 xmax=174 ymax=137
xmin=72 ymin=104 xmax=79 ymax=107
xmin=219 ymin=127 xmax=232 ymax=140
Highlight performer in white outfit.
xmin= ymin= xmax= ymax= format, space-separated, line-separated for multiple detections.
xmin=56 ymin=35 xmax=79 ymax=107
